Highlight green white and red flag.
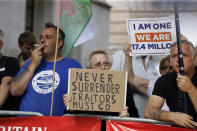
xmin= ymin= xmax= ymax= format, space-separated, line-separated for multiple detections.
xmin=60 ymin=0 xmax=96 ymax=56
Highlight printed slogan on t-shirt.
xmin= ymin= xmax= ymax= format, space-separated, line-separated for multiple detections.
xmin=68 ymin=69 xmax=127 ymax=112
xmin=126 ymin=16 xmax=177 ymax=55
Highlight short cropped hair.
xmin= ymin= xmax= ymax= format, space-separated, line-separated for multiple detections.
xmin=171 ymin=40 xmax=195 ymax=56
xmin=84 ymin=48 xmax=113 ymax=69
xmin=45 ymin=23 xmax=65 ymax=43
xmin=18 ymin=31 xmax=36 ymax=47
xmin=180 ymin=34 xmax=188 ymax=41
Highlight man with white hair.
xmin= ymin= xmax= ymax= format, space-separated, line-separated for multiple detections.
xmin=145 ymin=40 xmax=197 ymax=129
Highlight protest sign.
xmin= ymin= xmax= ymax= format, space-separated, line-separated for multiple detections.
xmin=68 ymin=69 xmax=127 ymax=112
xmin=126 ymin=17 xmax=177 ymax=56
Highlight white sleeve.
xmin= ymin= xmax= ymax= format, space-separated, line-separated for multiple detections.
xmin=111 ymin=50 xmax=125 ymax=71
xmin=147 ymin=80 xmax=156 ymax=96
xmin=161 ymin=101 xmax=170 ymax=111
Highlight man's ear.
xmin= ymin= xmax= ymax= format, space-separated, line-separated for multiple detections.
xmin=58 ymin=40 xmax=63 ymax=49
xmin=193 ymin=47 xmax=197 ymax=66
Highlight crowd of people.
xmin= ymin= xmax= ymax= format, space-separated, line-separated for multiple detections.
xmin=0 ymin=23 xmax=197 ymax=129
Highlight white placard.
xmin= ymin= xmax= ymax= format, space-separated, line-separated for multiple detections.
xmin=126 ymin=17 xmax=177 ymax=56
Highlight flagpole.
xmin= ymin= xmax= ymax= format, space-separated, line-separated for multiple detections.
xmin=174 ymin=2 xmax=188 ymax=114
xmin=50 ymin=0 xmax=61 ymax=116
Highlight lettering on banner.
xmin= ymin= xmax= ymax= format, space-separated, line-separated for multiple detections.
xmin=135 ymin=32 xmax=172 ymax=42
xmin=133 ymin=22 xmax=172 ymax=30
xmin=127 ymin=18 xmax=176 ymax=55
xmin=0 ymin=126 xmax=47 ymax=131
xmin=69 ymin=69 xmax=126 ymax=112
xmin=131 ymin=42 xmax=172 ymax=50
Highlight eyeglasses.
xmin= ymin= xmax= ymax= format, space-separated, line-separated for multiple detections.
xmin=160 ymin=66 xmax=173 ymax=71
xmin=94 ymin=62 xmax=110 ymax=68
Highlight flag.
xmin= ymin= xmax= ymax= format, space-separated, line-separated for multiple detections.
xmin=60 ymin=0 xmax=96 ymax=56
xmin=74 ymin=15 xmax=97 ymax=47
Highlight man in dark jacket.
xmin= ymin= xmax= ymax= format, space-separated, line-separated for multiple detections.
xmin=0 ymin=30 xmax=20 ymax=117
